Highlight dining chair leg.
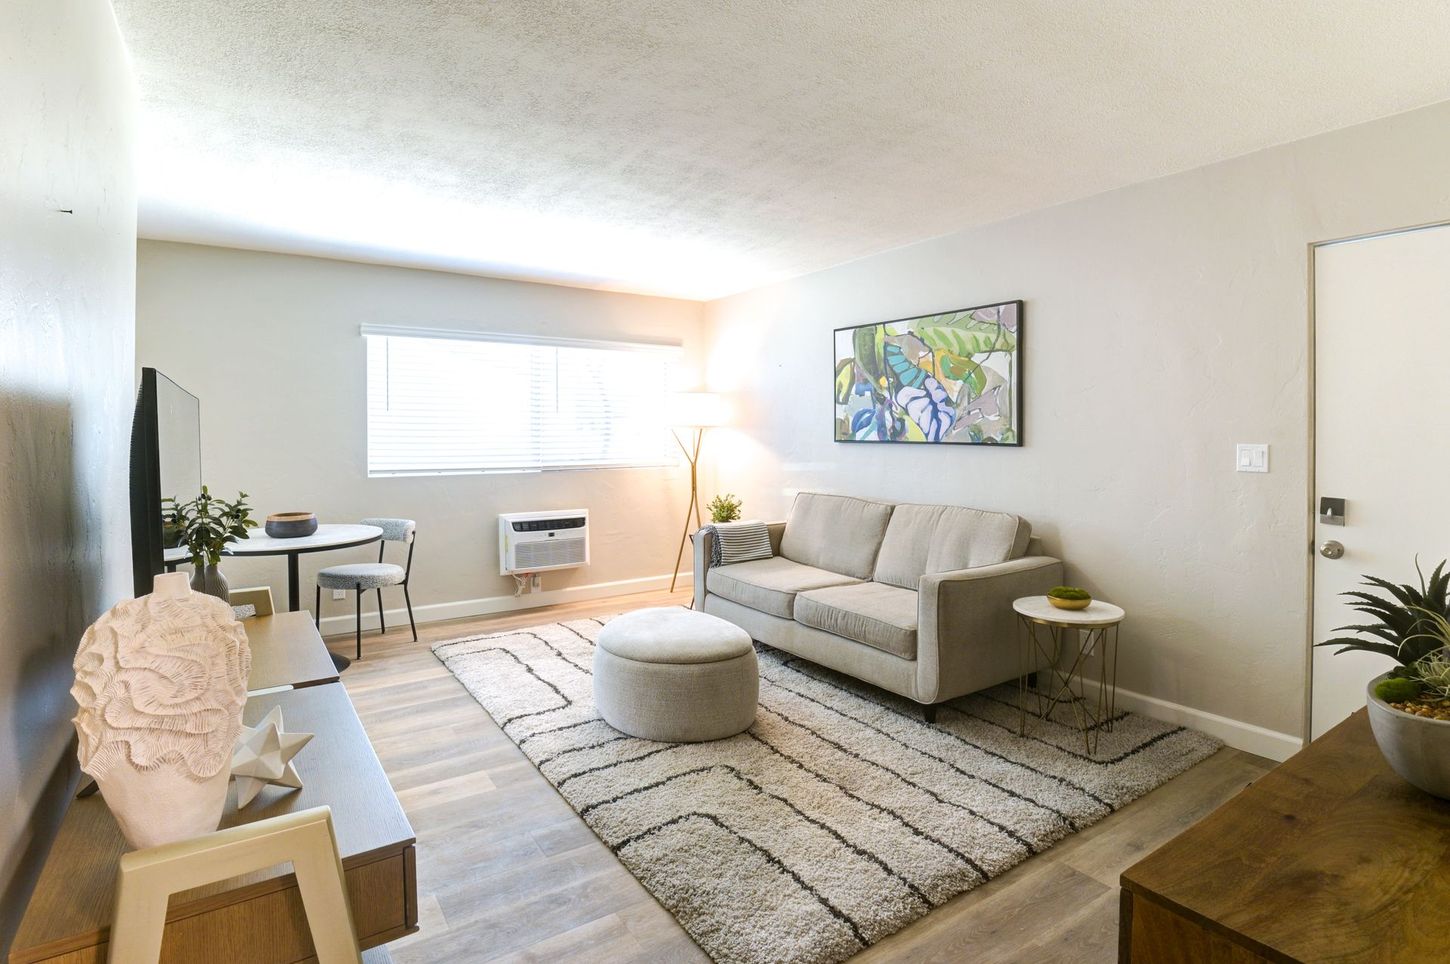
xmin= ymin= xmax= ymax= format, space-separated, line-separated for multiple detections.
xmin=376 ymin=588 xmax=386 ymax=635
xmin=403 ymin=584 xmax=417 ymax=642
xmin=314 ymin=585 xmax=321 ymax=630
xmin=354 ymin=584 xmax=362 ymax=661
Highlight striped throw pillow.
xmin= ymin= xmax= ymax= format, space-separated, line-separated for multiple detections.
xmin=705 ymin=521 xmax=773 ymax=566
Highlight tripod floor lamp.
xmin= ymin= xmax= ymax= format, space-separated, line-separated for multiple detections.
xmin=669 ymin=392 xmax=727 ymax=593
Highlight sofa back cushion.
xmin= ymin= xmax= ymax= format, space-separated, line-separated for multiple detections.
xmin=873 ymin=503 xmax=1031 ymax=589
xmin=779 ymin=492 xmax=894 ymax=580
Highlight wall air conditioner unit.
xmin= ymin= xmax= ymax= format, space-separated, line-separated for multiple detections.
xmin=499 ymin=509 xmax=590 ymax=574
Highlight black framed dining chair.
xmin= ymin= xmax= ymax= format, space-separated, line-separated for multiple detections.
xmin=314 ymin=518 xmax=417 ymax=660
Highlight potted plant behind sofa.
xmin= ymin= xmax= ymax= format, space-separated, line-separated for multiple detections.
xmin=164 ymin=486 xmax=257 ymax=600
xmin=707 ymin=493 xmax=743 ymax=524
xmin=1316 ymin=559 xmax=1450 ymax=798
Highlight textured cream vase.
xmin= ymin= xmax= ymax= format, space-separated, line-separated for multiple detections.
xmin=71 ymin=572 xmax=251 ymax=849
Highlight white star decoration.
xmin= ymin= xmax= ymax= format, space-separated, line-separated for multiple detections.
xmin=230 ymin=706 xmax=314 ymax=808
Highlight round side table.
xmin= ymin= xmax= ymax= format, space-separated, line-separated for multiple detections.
xmin=1013 ymin=595 xmax=1126 ymax=755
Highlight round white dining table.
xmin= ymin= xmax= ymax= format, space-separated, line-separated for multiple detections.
xmin=164 ymin=523 xmax=384 ymax=613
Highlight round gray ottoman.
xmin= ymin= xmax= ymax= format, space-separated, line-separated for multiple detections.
xmin=593 ymin=607 xmax=758 ymax=742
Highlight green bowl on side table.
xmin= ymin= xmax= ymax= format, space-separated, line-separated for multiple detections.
xmin=1046 ymin=586 xmax=1092 ymax=611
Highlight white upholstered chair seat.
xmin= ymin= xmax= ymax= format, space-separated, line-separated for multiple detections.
xmin=316 ymin=563 xmax=405 ymax=591
xmin=314 ymin=516 xmax=418 ymax=662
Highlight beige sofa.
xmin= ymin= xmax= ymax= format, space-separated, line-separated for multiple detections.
xmin=692 ymin=492 xmax=1064 ymax=720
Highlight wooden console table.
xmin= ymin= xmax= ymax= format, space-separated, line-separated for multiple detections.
xmin=11 ymin=617 xmax=415 ymax=963
xmin=1120 ymin=708 xmax=1450 ymax=962
xmin=245 ymin=611 xmax=341 ymax=692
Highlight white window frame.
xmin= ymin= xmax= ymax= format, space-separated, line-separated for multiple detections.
xmin=362 ymin=324 xmax=682 ymax=477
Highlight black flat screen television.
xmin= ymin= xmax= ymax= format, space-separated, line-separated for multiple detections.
xmin=129 ymin=368 xmax=202 ymax=597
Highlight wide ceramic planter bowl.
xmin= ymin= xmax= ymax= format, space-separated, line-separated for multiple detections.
xmin=1047 ymin=595 xmax=1091 ymax=611
xmin=265 ymin=511 xmax=318 ymax=539
xmin=1366 ymin=673 xmax=1450 ymax=800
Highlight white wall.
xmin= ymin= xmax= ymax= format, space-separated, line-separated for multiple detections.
xmin=0 ymin=1 xmax=136 ymax=951
xmin=704 ymin=99 xmax=1450 ymax=753
xmin=136 ymin=243 xmax=705 ymax=629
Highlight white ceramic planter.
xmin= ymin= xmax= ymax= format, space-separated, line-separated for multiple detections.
xmin=1365 ymin=673 xmax=1450 ymax=800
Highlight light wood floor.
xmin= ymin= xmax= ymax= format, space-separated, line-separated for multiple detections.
xmin=332 ymin=588 xmax=1275 ymax=964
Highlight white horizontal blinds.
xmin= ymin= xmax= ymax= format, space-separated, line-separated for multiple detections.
xmin=540 ymin=345 xmax=673 ymax=467
xmin=366 ymin=331 xmax=678 ymax=475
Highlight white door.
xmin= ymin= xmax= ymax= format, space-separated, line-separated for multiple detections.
xmin=1311 ymin=224 xmax=1450 ymax=739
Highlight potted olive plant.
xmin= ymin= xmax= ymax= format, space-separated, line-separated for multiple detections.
xmin=1316 ymin=559 xmax=1450 ymax=798
xmin=163 ymin=487 xmax=257 ymax=600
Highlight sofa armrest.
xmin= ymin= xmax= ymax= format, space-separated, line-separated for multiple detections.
xmin=692 ymin=520 xmax=788 ymax=609
xmin=766 ymin=520 xmax=787 ymax=555
xmin=915 ymin=555 xmax=1065 ymax=703
xmin=692 ymin=527 xmax=715 ymax=609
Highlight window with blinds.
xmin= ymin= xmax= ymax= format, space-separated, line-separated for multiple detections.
xmin=364 ymin=328 xmax=681 ymax=476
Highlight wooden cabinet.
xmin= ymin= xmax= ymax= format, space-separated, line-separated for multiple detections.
xmin=1120 ymin=709 xmax=1450 ymax=963
xmin=11 ymin=619 xmax=415 ymax=963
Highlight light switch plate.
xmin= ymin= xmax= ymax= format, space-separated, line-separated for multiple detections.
xmin=1236 ymin=443 xmax=1269 ymax=473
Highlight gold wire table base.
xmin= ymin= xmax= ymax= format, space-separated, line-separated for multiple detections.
xmin=1016 ymin=614 xmax=1121 ymax=756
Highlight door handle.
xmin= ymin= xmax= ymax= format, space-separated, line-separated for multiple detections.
xmin=1319 ymin=540 xmax=1345 ymax=560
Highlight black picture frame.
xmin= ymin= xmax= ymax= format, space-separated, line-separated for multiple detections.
xmin=833 ymin=299 xmax=1024 ymax=447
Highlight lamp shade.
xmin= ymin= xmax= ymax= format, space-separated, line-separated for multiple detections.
xmin=669 ymin=392 xmax=728 ymax=428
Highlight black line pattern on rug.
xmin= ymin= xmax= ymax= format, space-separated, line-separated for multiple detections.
xmin=967 ymin=689 xmax=1150 ymax=748
xmin=766 ymin=669 xmax=1109 ymax=819
xmin=437 ymin=645 xmax=573 ymax=730
xmin=779 ymin=654 xmax=1189 ymax=769
xmin=440 ymin=630 xmax=593 ymax=676
xmin=514 ymin=662 xmax=999 ymax=881
xmin=579 ymin=762 xmax=937 ymax=908
xmin=517 ymin=716 xmax=606 ymax=747
xmin=613 ymin=811 xmax=867 ymax=950
xmin=758 ymin=701 xmax=1044 ymax=851
xmin=555 ymin=621 xmax=605 ymax=654
xmin=527 ymin=694 xmax=1000 ymax=881
xmin=556 ymin=743 xmax=679 ymax=788
xmin=742 ymin=730 xmax=990 ymax=880
xmin=945 ymin=694 xmax=1190 ymax=767
xmin=536 ymin=733 xmax=634 ymax=767
xmin=777 ymin=658 xmax=1113 ymax=805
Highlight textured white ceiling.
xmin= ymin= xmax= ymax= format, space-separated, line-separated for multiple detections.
xmin=114 ymin=1 xmax=1450 ymax=300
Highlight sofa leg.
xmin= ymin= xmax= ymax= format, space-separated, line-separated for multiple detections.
xmin=1025 ymin=671 xmax=1038 ymax=689
xmin=922 ymin=703 xmax=938 ymax=724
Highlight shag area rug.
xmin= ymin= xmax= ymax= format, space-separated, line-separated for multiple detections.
xmin=432 ymin=613 xmax=1220 ymax=964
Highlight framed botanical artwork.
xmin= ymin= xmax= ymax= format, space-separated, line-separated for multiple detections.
xmin=833 ymin=300 xmax=1022 ymax=446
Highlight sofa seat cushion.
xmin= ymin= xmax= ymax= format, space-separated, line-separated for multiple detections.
xmin=706 ymin=556 xmax=861 ymax=619
xmin=793 ymin=583 xmax=919 ymax=660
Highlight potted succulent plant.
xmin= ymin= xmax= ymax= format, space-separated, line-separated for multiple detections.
xmin=1317 ymin=559 xmax=1450 ymax=799
xmin=707 ymin=493 xmax=743 ymax=524
xmin=163 ymin=486 xmax=258 ymax=600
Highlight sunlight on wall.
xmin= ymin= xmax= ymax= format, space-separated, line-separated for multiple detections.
xmin=138 ymin=142 xmax=774 ymax=300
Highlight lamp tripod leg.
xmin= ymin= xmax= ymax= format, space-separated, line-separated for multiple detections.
xmin=670 ymin=427 xmax=706 ymax=595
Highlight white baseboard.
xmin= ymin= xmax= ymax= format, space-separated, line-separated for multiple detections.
xmin=320 ymin=577 xmax=1300 ymax=762
xmin=1106 ymin=684 xmax=1303 ymax=762
xmin=316 ymin=571 xmax=691 ymax=636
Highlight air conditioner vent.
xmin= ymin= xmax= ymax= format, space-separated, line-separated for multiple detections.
xmin=499 ymin=509 xmax=590 ymax=574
